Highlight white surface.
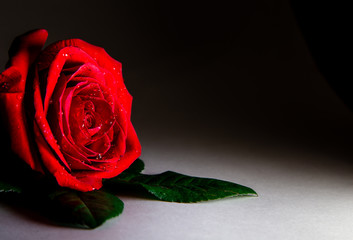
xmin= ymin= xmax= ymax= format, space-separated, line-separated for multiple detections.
xmin=1 ymin=131 xmax=353 ymax=240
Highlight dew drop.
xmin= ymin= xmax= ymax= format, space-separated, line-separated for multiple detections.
xmin=0 ymin=82 xmax=9 ymax=89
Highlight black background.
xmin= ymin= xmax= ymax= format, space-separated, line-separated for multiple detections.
xmin=0 ymin=0 xmax=352 ymax=164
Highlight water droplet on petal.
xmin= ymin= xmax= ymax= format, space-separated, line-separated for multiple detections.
xmin=0 ymin=82 xmax=9 ymax=89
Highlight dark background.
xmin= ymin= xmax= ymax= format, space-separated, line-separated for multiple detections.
xmin=1 ymin=0 xmax=352 ymax=163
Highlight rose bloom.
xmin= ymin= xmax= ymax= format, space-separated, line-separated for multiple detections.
xmin=0 ymin=29 xmax=141 ymax=191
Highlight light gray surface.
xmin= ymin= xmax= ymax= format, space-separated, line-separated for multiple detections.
xmin=1 ymin=131 xmax=353 ymax=240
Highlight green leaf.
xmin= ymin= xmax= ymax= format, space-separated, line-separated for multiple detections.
xmin=0 ymin=179 xmax=22 ymax=193
xmin=45 ymin=189 xmax=124 ymax=229
xmin=110 ymin=171 xmax=257 ymax=203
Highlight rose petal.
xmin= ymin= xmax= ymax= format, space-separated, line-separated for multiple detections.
xmin=7 ymin=29 xmax=48 ymax=90
xmin=73 ymin=121 xmax=141 ymax=179
xmin=100 ymin=68 xmax=132 ymax=118
xmin=78 ymin=96 xmax=115 ymax=140
xmin=86 ymin=134 xmax=111 ymax=156
xmin=76 ymin=82 xmax=104 ymax=99
xmin=0 ymin=29 xmax=48 ymax=173
xmin=33 ymin=67 xmax=71 ymax=170
xmin=104 ymin=122 xmax=126 ymax=159
xmin=42 ymin=47 xmax=97 ymax=116
xmin=0 ymin=72 xmax=43 ymax=171
xmin=63 ymin=153 xmax=103 ymax=171
xmin=40 ymin=39 xmax=132 ymax=116
xmin=47 ymin=75 xmax=95 ymax=162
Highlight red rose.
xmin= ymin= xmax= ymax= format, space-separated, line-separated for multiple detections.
xmin=0 ymin=29 xmax=141 ymax=191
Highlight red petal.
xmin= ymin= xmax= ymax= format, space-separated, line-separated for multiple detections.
xmin=104 ymin=122 xmax=126 ymax=159
xmin=0 ymin=29 xmax=48 ymax=172
xmin=33 ymin=68 xmax=71 ymax=170
xmin=34 ymin=122 xmax=95 ymax=191
xmin=63 ymin=153 xmax=103 ymax=171
xmin=74 ymin=121 xmax=141 ymax=180
xmin=42 ymin=47 xmax=97 ymax=116
xmin=86 ymin=134 xmax=111 ymax=156
xmin=40 ymin=39 xmax=132 ymax=116
xmin=7 ymin=29 xmax=48 ymax=91
xmin=0 ymin=70 xmax=43 ymax=172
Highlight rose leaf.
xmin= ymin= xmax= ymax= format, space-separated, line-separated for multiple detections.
xmin=109 ymin=171 xmax=257 ymax=203
xmin=44 ymin=189 xmax=124 ymax=229
xmin=0 ymin=179 xmax=22 ymax=193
